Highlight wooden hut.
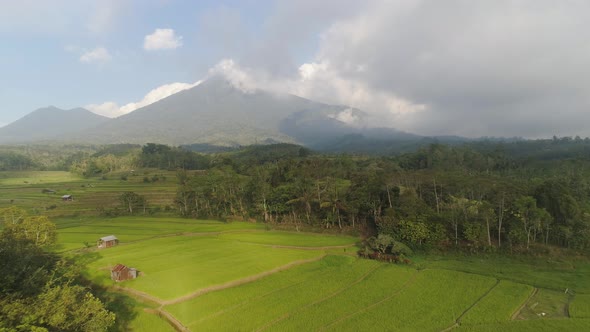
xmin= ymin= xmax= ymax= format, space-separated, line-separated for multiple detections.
xmin=62 ymin=194 xmax=73 ymax=201
xmin=111 ymin=264 xmax=138 ymax=282
xmin=97 ymin=235 xmax=119 ymax=248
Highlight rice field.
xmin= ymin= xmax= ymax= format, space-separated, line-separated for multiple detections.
xmin=4 ymin=171 xmax=590 ymax=331
xmin=55 ymin=216 xmax=265 ymax=251
xmin=0 ymin=169 xmax=180 ymax=216
xmin=571 ymin=294 xmax=590 ymax=318
xmin=460 ymin=281 xmax=534 ymax=325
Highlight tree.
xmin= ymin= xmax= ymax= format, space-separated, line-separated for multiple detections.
xmin=514 ymin=196 xmax=550 ymax=249
xmin=0 ymin=208 xmax=57 ymax=247
xmin=18 ymin=216 xmax=57 ymax=247
xmin=0 ymin=213 xmax=114 ymax=331
xmin=398 ymin=219 xmax=430 ymax=246
xmin=0 ymin=206 xmax=27 ymax=226
xmin=119 ymin=191 xmax=147 ymax=214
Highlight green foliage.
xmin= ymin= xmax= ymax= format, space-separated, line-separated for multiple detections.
xmin=139 ymin=143 xmax=210 ymax=170
xmin=0 ymin=210 xmax=114 ymax=331
xmin=119 ymin=191 xmax=147 ymax=214
xmin=0 ymin=207 xmax=57 ymax=247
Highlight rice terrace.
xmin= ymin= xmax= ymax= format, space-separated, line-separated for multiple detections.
xmin=2 ymin=164 xmax=590 ymax=332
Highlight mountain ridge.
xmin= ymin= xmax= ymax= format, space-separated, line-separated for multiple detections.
xmin=0 ymin=107 xmax=109 ymax=144
xmin=0 ymin=77 xmax=443 ymax=149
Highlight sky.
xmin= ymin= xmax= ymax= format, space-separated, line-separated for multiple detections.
xmin=1 ymin=0 xmax=590 ymax=138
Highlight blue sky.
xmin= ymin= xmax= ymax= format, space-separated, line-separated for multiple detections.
xmin=2 ymin=1 xmax=590 ymax=138
xmin=0 ymin=0 xmax=288 ymax=124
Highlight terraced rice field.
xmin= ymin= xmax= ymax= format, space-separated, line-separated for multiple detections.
xmin=4 ymin=171 xmax=590 ymax=331
xmin=0 ymin=170 xmax=180 ymax=216
xmin=50 ymin=214 xmax=590 ymax=331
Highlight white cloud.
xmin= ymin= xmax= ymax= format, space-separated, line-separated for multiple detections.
xmin=86 ymin=81 xmax=201 ymax=118
xmin=79 ymin=47 xmax=112 ymax=63
xmin=207 ymin=58 xmax=423 ymax=127
xmin=304 ymin=0 xmax=590 ymax=137
xmin=144 ymin=29 xmax=183 ymax=51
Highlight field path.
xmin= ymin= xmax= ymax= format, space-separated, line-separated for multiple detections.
xmin=162 ymin=255 xmax=327 ymax=305
xmin=439 ymin=279 xmax=502 ymax=331
xmin=114 ymin=255 xmax=330 ymax=332
xmin=255 ymin=264 xmax=383 ymax=331
xmin=144 ymin=308 xmax=189 ymax=332
xmin=112 ymin=255 xmax=327 ymax=306
xmin=317 ymin=269 xmax=421 ymax=331
xmin=511 ymin=287 xmax=539 ymax=320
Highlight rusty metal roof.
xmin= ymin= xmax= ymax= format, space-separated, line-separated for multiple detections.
xmin=112 ymin=264 xmax=127 ymax=272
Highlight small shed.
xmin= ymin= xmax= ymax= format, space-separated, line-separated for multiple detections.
xmin=97 ymin=235 xmax=119 ymax=248
xmin=62 ymin=194 xmax=73 ymax=201
xmin=111 ymin=264 xmax=138 ymax=282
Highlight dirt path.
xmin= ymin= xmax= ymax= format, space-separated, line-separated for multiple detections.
xmin=317 ymin=269 xmax=421 ymax=331
xmin=111 ymin=286 xmax=164 ymax=306
xmin=115 ymin=255 xmax=328 ymax=332
xmin=439 ymin=279 xmax=502 ymax=331
xmin=256 ymin=264 xmax=383 ymax=331
xmin=456 ymin=279 xmax=501 ymax=323
xmin=511 ymin=287 xmax=539 ymax=320
xmin=162 ymin=255 xmax=327 ymax=305
xmin=144 ymin=308 xmax=189 ymax=332
xmin=113 ymin=255 xmax=327 ymax=307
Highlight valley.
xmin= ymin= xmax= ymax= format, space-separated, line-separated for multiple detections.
xmin=2 ymin=169 xmax=590 ymax=331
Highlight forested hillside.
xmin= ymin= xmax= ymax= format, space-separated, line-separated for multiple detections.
xmin=4 ymin=137 xmax=590 ymax=252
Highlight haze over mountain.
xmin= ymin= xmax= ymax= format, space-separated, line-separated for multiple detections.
xmin=0 ymin=107 xmax=109 ymax=144
xmin=0 ymin=76 xmax=427 ymax=149
xmin=62 ymin=76 xmax=418 ymax=147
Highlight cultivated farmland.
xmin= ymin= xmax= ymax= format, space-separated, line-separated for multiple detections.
xmin=4 ymin=170 xmax=590 ymax=331
xmin=69 ymin=218 xmax=590 ymax=331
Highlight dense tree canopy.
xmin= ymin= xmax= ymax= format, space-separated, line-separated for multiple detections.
xmin=0 ymin=207 xmax=115 ymax=331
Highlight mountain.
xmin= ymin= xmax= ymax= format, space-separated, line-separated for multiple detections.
xmin=4 ymin=77 xmax=429 ymax=149
xmin=0 ymin=107 xmax=109 ymax=144
xmin=67 ymin=76 xmax=417 ymax=146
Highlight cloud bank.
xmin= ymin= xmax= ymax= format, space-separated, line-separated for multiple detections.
xmin=199 ymin=0 xmax=590 ymax=138
xmin=80 ymin=1 xmax=590 ymax=138
xmin=308 ymin=1 xmax=590 ymax=137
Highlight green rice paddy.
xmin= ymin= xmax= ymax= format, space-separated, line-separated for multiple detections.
xmin=4 ymin=170 xmax=590 ymax=331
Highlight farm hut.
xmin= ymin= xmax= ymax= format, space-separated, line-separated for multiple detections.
xmin=61 ymin=194 xmax=73 ymax=201
xmin=97 ymin=235 xmax=119 ymax=248
xmin=111 ymin=264 xmax=138 ymax=282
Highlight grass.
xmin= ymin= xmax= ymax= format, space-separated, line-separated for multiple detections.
xmin=0 ymin=169 xmax=181 ymax=217
xmin=84 ymin=235 xmax=325 ymax=301
xmin=460 ymin=281 xmax=534 ymax=325
xmin=516 ymin=289 xmax=570 ymax=320
xmin=5 ymin=170 xmax=590 ymax=331
xmin=55 ymin=216 xmax=264 ymax=251
xmin=455 ymin=318 xmax=590 ymax=331
xmin=166 ymin=255 xmax=381 ymax=331
xmin=268 ymin=264 xmax=417 ymax=331
xmin=127 ymin=309 xmax=175 ymax=332
xmin=414 ymin=253 xmax=590 ymax=293
xmin=217 ymin=231 xmax=358 ymax=247
xmin=325 ymin=269 xmax=498 ymax=331
xmin=571 ymin=294 xmax=590 ymax=318
xmin=0 ymin=171 xmax=82 ymax=185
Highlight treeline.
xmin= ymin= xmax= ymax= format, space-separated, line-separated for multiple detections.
xmin=173 ymin=142 xmax=590 ymax=252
